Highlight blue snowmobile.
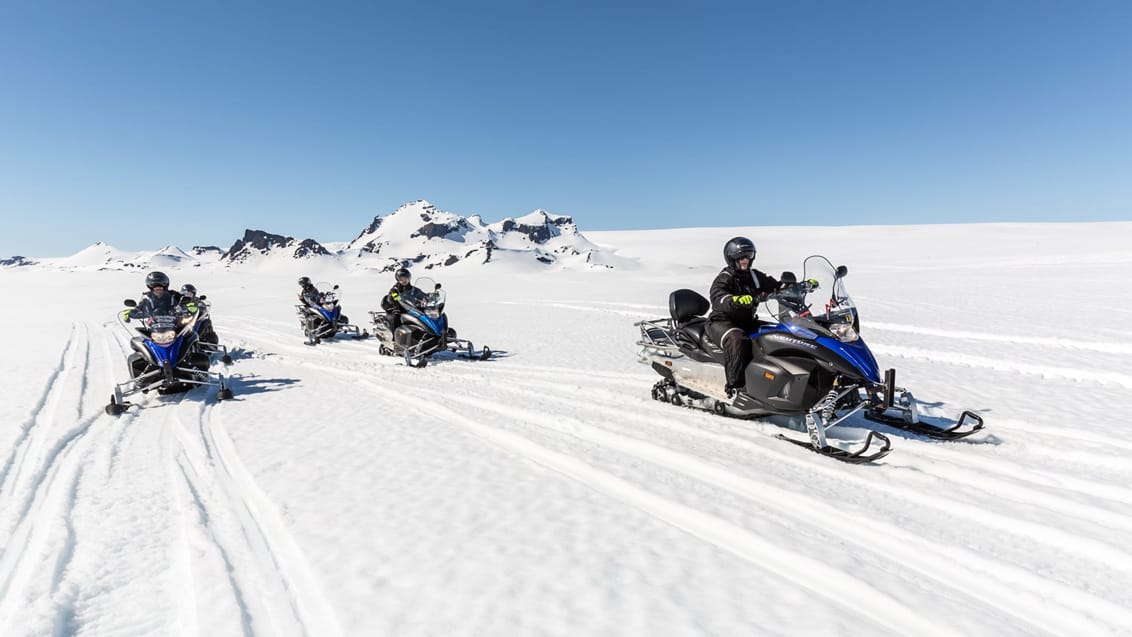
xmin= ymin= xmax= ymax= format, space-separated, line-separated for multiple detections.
xmin=369 ymin=277 xmax=491 ymax=368
xmin=296 ymin=282 xmax=369 ymax=346
xmin=106 ymin=300 xmax=233 ymax=415
xmin=636 ymin=255 xmax=984 ymax=463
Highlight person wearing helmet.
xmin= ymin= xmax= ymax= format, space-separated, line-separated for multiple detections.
xmin=180 ymin=283 xmax=219 ymax=344
xmin=297 ymin=276 xmax=323 ymax=309
xmin=708 ymin=237 xmax=779 ymax=398
xmin=381 ymin=267 xmax=422 ymax=330
xmin=124 ymin=271 xmax=185 ymax=321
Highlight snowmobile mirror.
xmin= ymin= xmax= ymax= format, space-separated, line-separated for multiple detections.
xmin=199 ymin=295 xmax=207 ymax=301
xmin=123 ymin=299 xmax=137 ymax=307
xmin=836 ymin=265 xmax=849 ymax=278
xmin=435 ymin=283 xmax=442 ymax=290
xmin=333 ymin=284 xmax=340 ymax=290
xmin=779 ymin=271 xmax=797 ymax=285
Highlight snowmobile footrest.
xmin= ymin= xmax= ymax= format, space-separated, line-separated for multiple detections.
xmin=776 ymin=430 xmax=892 ymax=464
xmin=864 ymin=410 xmax=985 ymax=440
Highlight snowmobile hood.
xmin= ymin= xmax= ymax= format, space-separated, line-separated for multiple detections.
xmin=815 ymin=335 xmax=881 ymax=383
xmin=144 ymin=336 xmax=184 ymax=367
xmin=317 ymin=305 xmax=340 ymax=322
xmin=409 ymin=309 xmax=447 ymax=336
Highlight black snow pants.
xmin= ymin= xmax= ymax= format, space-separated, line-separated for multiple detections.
xmin=707 ymin=319 xmax=753 ymax=389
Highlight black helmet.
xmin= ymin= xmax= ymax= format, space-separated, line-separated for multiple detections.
xmin=394 ymin=268 xmax=411 ymax=282
xmin=298 ymin=276 xmax=312 ymax=288
xmin=180 ymin=283 xmax=197 ymax=298
xmin=146 ymin=271 xmax=170 ymax=290
xmin=723 ymin=237 xmax=756 ymax=270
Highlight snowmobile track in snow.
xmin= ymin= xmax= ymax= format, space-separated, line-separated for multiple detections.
xmin=0 ymin=323 xmax=108 ymax=625
xmin=241 ymin=343 xmax=1132 ymax=636
xmin=167 ymin=401 xmax=343 ymax=637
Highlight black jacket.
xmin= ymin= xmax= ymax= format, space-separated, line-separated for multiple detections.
xmin=709 ymin=267 xmax=778 ymax=328
xmin=129 ymin=290 xmax=185 ymax=319
xmin=299 ymin=285 xmax=322 ymax=308
xmin=382 ymin=282 xmax=422 ymax=314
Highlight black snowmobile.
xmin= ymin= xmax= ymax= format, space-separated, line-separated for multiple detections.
xmin=106 ymin=300 xmax=233 ymax=415
xmin=369 ymin=277 xmax=492 ymax=368
xmin=636 ymin=255 xmax=984 ymax=463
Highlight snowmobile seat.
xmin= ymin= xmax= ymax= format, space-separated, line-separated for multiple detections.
xmin=677 ymin=318 xmax=709 ymax=350
xmin=670 ymin=289 xmax=710 ymax=323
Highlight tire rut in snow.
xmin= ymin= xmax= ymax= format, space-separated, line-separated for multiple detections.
xmin=169 ymin=399 xmax=343 ymax=637
xmin=0 ymin=323 xmax=104 ymax=625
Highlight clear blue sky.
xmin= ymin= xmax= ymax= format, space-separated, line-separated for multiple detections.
xmin=2 ymin=0 xmax=1130 ymax=256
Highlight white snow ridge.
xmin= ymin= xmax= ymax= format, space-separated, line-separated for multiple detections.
xmin=3 ymin=200 xmax=628 ymax=273
xmin=1 ymin=220 xmax=1132 ymax=636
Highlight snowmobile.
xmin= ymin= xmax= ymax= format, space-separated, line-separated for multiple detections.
xmin=296 ymin=283 xmax=369 ymax=346
xmin=636 ymin=255 xmax=984 ymax=463
xmin=187 ymin=294 xmax=233 ymax=364
xmin=106 ymin=300 xmax=234 ymax=415
xmin=368 ymin=278 xmax=492 ymax=368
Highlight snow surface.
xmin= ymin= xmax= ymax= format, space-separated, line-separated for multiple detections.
xmin=1 ymin=221 xmax=1131 ymax=636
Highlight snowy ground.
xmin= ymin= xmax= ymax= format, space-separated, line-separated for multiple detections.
xmin=2 ymin=221 xmax=1132 ymax=636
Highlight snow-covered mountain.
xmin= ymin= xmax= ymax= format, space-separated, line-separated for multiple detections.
xmin=345 ymin=200 xmax=620 ymax=271
xmin=6 ymin=241 xmax=202 ymax=272
xmin=3 ymin=200 xmax=624 ymax=272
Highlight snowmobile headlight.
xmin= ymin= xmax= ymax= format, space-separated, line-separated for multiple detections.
xmin=830 ymin=322 xmax=858 ymax=342
xmin=426 ymin=308 xmax=440 ymax=319
xmin=152 ymin=329 xmax=177 ymax=345
xmin=322 ymin=303 xmax=336 ymax=311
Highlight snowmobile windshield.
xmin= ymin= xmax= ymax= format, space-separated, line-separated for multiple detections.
xmin=768 ymin=255 xmax=859 ymax=341
xmin=401 ymin=277 xmax=446 ymax=319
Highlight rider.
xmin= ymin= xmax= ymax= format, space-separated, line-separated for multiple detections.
xmin=298 ymin=276 xmax=322 ymax=309
xmin=381 ymin=267 xmax=422 ymax=330
xmin=124 ymin=271 xmax=188 ymax=321
xmin=180 ymin=283 xmax=218 ymax=344
xmin=707 ymin=237 xmax=779 ymax=398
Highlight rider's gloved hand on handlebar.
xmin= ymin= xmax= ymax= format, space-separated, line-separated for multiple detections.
xmin=734 ymin=294 xmax=754 ymax=306
xmin=390 ymin=292 xmax=400 ymax=301
xmin=806 ymin=278 xmax=819 ymax=288
xmin=120 ymin=309 xmax=132 ymax=322
xmin=184 ymin=302 xmax=198 ymax=314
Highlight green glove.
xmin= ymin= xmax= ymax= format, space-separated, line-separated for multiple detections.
xmin=735 ymin=294 xmax=754 ymax=306
xmin=185 ymin=302 xmax=198 ymax=314
xmin=807 ymin=278 xmax=819 ymax=288
xmin=120 ymin=309 xmax=132 ymax=322
xmin=391 ymin=292 xmax=400 ymax=301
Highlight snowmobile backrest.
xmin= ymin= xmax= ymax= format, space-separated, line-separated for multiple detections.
xmin=669 ymin=289 xmax=710 ymax=323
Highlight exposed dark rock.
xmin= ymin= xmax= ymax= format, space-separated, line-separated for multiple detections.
xmin=222 ymin=229 xmax=328 ymax=262
xmin=352 ymin=216 xmax=384 ymax=243
xmin=0 ymin=256 xmax=36 ymax=267
xmin=294 ymin=238 xmax=331 ymax=258
xmin=412 ymin=222 xmax=460 ymax=241
xmin=498 ymin=214 xmax=575 ymax=244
